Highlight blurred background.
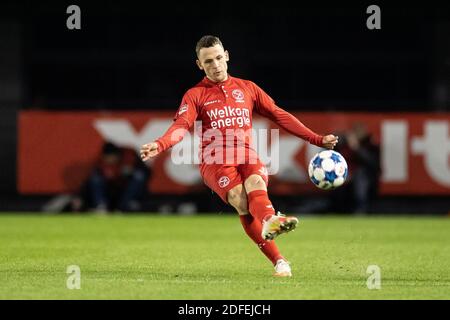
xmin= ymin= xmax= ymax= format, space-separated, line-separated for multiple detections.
xmin=1 ymin=1 xmax=450 ymax=215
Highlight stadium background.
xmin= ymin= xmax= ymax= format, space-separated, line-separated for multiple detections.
xmin=1 ymin=1 xmax=450 ymax=214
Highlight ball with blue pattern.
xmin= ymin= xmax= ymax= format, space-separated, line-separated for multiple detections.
xmin=308 ymin=150 xmax=348 ymax=190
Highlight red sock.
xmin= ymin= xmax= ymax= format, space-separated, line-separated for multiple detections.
xmin=247 ymin=190 xmax=276 ymax=222
xmin=239 ymin=214 xmax=283 ymax=265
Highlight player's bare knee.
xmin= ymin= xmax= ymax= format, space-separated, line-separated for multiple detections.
xmin=227 ymin=187 xmax=240 ymax=206
xmin=227 ymin=186 xmax=249 ymax=215
xmin=235 ymin=198 xmax=249 ymax=215
xmin=229 ymin=195 xmax=248 ymax=214
xmin=244 ymin=174 xmax=266 ymax=191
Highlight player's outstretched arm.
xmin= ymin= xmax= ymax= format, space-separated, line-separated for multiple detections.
xmin=139 ymin=115 xmax=193 ymax=162
xmin=251 ymin=81 xmax=336 ymax=148
xmin=140 ymin=142 xmax=159 ymax=161
xmin=140 ymin=90 xmax=197 ymax=162
xmin=322 ymin=134 xmax=339 ymax=149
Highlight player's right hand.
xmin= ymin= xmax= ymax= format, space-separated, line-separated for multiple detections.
xmin=140 ymin=142 xmax=159 ymax=161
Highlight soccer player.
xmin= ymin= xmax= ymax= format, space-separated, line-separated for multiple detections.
xmin=140 ymin=35 xmax=338 ymax=277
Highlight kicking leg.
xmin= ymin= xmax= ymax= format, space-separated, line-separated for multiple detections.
xmin=244 ymin=174 xmax=299 ymax=241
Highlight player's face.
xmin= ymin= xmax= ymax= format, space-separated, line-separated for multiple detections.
xmin=196 ymin=44 xmax=229 ymax=83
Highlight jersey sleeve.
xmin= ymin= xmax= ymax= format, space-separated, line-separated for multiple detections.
xmin=250 ymin=81 xmax=323 ymax=147
xmin=155 ymin=90 xmax=198 ymax=153
xmin=173 ymin=90 xmax=199 ymax=123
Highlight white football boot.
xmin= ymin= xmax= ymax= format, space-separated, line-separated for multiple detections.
xmin=261 ymin=212 xmax=299 ymax=241
xmin=273 ymin=259 xmax=292 ymax=277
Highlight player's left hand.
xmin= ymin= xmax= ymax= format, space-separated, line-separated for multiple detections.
xmin=322 ymin=134 xmax=339 ymax=149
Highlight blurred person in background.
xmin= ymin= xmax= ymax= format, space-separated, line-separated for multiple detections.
xmin=71 ymin=142 xmax=151 ymax=213
xmin=333 ymin=122 xmax=381 ymax=214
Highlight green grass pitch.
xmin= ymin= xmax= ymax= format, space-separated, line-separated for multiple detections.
xmin=0 ymin=214 xmax=449 ymax=299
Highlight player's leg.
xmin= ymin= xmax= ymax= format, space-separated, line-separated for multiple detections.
xmin=227 ymin=184 xmax=284 ymax=266
xmin=237 ymin=175 xmax=294 ymax=276
xmin=243 ymin=173 xmax=273 ymax=220
xmin=226 ymin=183 xmax=248 ymax=216
xmin=200 ymin=163 xmax=291 ymax=276
xmin=241 ymin=165 xmax=299 ymax=241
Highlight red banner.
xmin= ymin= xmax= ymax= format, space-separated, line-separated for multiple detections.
xmin=18 ymin=111 xmax=450 ymax=195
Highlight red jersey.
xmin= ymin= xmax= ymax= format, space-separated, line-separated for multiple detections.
xmin=155 ymin=75 xmax=323 ymax=164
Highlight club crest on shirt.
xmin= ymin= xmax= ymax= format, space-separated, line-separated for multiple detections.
xmin=232 ymin=89 xmax=245 ymax=103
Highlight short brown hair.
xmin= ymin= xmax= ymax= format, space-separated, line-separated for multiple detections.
xmin=195 ymin=35 xmax=223 ymax=57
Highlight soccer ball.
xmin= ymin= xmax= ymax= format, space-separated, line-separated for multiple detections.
xmin=308 ymin=150 xmax=348 ymax=190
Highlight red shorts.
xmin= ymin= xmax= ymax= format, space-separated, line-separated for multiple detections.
xmin=200 ymin=158 xmax=269 ymax=204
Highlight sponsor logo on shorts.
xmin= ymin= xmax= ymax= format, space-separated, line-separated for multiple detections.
xmin=218 ymin=176 xmax=230 ymax=188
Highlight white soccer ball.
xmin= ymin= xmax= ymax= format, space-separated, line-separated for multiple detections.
xmin=308 ymin=150 xmax=348 ymax=190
